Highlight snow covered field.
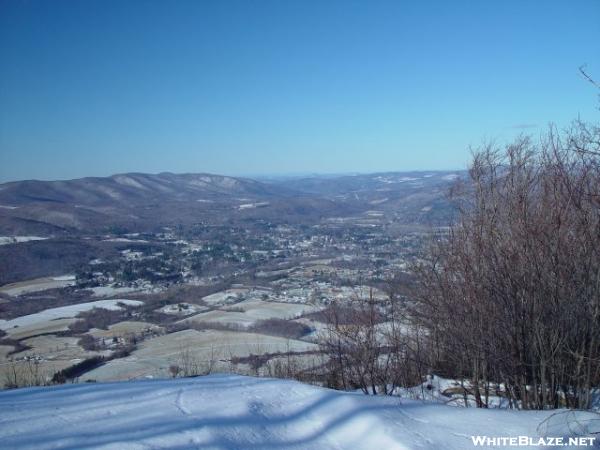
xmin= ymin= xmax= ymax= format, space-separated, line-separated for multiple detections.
xmin=80 ymin=329 xmax=317 ymax=382
xmin=88 ymin=321 xmax=163 ymax=339
xmin=0 ymin=374 xmax=597 ymax=449
xmin=201 ymin=288 xmax=251 ymax=306
xmin=88 ymin=285 xmax=141 ymax=297
xmin=0 ymin=299 xmax=142 ymax=330
xmin=0 ymin=236 xmax=48 ymax=246
xmin=0 ymin=275 xmax=76 ymax=296
xmin=180 ymin=299 xmax=319 ymax=327
xmin=2 ymin=317 xmax=78 ymax=340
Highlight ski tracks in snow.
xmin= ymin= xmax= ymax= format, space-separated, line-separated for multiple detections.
xmin=175 ymin=388 xmax=191 ymax=416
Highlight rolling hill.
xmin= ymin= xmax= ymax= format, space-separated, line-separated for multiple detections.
xmin=0 ymin=171 xmax=462 ymax=236
xmin=0 ymin=172 xmax=353 ymax=235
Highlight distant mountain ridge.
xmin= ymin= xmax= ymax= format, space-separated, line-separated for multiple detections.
xmin=0 ymin=171 xmax=462 ymax=235
xmin=0 ymin=172 xmax=290 ymax=207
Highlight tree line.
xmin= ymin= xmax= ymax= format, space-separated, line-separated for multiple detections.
xmin=321 ymin=119 xmax=600 ymax=409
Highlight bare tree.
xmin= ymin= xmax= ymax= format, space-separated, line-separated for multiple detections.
xmin=319 ymin=288 xmax=425 ymax=395
xmin=413 ymin=120 xmax=600 ymax=409
xmin=171 ymin=345 xmax=217 ymax=378
xmin=2 ymin=358 xmax=49 ymax=389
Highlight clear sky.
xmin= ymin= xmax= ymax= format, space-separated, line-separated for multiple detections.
xmin=1 ymin=0 xmax=599 ymax=182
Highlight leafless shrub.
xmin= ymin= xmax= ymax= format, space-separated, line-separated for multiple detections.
xmin=169 ymin=364 xmax=182 ymax=378
xmin=414 ymin=121 xmax=600 ymax=409
xmin=171 ymin=345 xmax=218 ymax=377
xmin=249 ymin=318 xmax=312 ymax=340
xmin=167 ymin=321 xmax=243 ymax=334
xmin=2 ymin=359 xmax=50 ymax=389
xmin=319 ymin=288 xmax=425 ymax=395
xmin=66 ymin=307 xmax=131 ymax=335
xmin=537 ymin=409 xmax=600 ymax=437
xmin=77 ymin=334 xmax=98 ymax=351
xmin=263 ymin=351 xmax=326 ymax=384
xmin=67 ymin=319 xmax=91 ymax=334
xmin=223 ymin=306 xmax=245 ymax=313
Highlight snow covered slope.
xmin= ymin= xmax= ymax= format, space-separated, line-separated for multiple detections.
xmin=0 ymin=374 xmax=596 ymax=449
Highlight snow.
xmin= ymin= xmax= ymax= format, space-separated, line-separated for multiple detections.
xmin=0 ymin=374 xmax=597 ymax=449
xmin=51 ymin=275 xmax=76 ymax=282
xmin=239 ymin=202 xmax=270 ymax=210
xmin=201 ymin=288 xmax=250 ymax=306
xmin=81 ymin=329 xmax=317 ymax=382
xmin=369 ymin=197 xmax=388 ymax=205
xmin=96 ymin=186 xmax=122 ymax=200
xmin=0 ymin=275 xmax=76 ymax=297
xmin=89 ymin=285 xmax=139 ymax=297
xmin=0 ymin=299 xmax=143 ymax=330
xmin=0 ymin=236 xmax=48 ymax=246
xmin=103 ymin=238 xmax=149 ymax=243
xmin=442 ymin=173 xmax=460 ymax=180
xmin=158 ymin=302 xmax=207 ymax=316
xmin=180 ymin=299 xmax=319 ymax=327
xmin=121 ymin=249 xmax=145 ymax=260
xmin=113 ymin=175 xmax=147 ymax=190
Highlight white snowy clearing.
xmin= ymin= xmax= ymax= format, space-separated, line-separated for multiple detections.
xmin=0 ymin=299 xmax=142 ymax=330
xmin=0 ymin=275 xmax=76 ymax=297
xmin=0 ymin=374 xmax=597 ymax=450
xmin=0 ymin=236 xmax=48 ymax=246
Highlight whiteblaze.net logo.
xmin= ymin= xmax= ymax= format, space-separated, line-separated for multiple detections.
xmin=471 ymin=436 xmax=596 ymax=447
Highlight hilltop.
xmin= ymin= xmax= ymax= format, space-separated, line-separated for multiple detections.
xmin=0 ymin=374 xmax=594 ymax=450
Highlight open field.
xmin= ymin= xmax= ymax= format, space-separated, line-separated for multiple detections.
xmin=0 ymin=345 xmax=13 ymax=359
xmin=200 ymin=288 xmax=252 ymax=306
xmin=0 ymin=275 xmax=76 ymax=297
xmin=157 ymin=303 xmax=208 ymax=316
xmin=88 ymin=321 xmax=163 ymax=339
xmin=88 ymin=285 xmax=145 ymax=298
xmin=0 ymin=299 xmax=143 ymax=331
xmin=3 ymin=318 xmax=79 ymax=340
xmin=81 ymin=329 xmax=318 ymax=382
xmin=0 ymin=236 xmax=48 ymax=246
xmin=20 ymin=335 xmax=92 ymax=358
xmin=0 ymin=335 xmax=103 ymax=388
xmin=180 ymin=299 xmax=321 ymax=328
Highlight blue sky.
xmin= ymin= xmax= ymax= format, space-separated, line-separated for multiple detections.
xmin=0 ymin=0 xmax=599 ymax=182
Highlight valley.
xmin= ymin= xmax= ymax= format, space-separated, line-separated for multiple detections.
xmin=0 ymin=171 xmax=458 ymax=387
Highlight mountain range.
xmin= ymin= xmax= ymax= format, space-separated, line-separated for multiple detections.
xmin=0 ymin=171 xmax=462 ymax=235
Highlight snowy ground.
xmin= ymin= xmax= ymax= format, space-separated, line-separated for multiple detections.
xmin=0 ymin=275 xmax=76 ymax=296
xmin=88 ymin=285 xmax=142 ymax=298
xmin=80 ymin=329 xmax=317 ymax=382
xmin=201 ymin=288 xmax=251 ymax=306
xmin=0 ymin=335 xmax=103 ymax=385
xmin=3 ymin=317 xmax=78 ymax=340
xmin=179 ymin=299 xmax=319 ymax=327
xmin=0 ymin=374 xmax=598 ymax=450
xmin=0 ymin=299 xmax=142 ymax=330
xmin=88 ymin=321 xmax=163 ymax=339
xmin=0 ymin=236 xmax=48 ymax=246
